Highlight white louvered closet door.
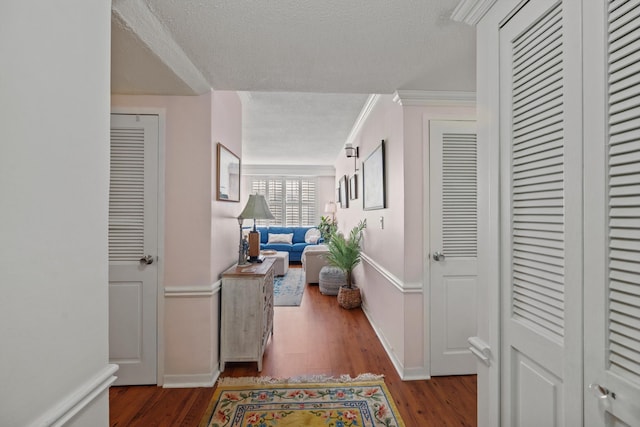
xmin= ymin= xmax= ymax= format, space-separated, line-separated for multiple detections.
xmin=429 ymin=120 xmax=478 ymax=376
xmin=109 ymin=113 xmax=158 ymax=385
xmin=499 ymin=0 xmax=583 ymax=425
xmin=584 ymin=0 xmax=640 ymax=424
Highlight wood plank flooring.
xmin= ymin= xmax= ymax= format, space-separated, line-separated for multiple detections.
xmin=110 ymin=266 xmax=477 ymax=426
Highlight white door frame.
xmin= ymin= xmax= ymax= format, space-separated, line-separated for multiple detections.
xmin=422 ymin=112 xmax=476 ymax=377
xmin=110 ymin=107 xmax=166 ymax=386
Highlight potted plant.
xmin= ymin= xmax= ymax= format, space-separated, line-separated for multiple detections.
xmin=325 ymin=219 xmax=366 ymax=309
xmin=318 ymin=215 xmax=338 ymax=243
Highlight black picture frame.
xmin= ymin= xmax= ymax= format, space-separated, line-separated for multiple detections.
xmin=339 ymin=175 xmax=349 ymax=208
xmin=216 ymin=143 xmax=240 ymax=202
xmin=363 ymin=140 xmax=386 ymax=210
xmin=349 ymin=174 xmax=358 ymax=200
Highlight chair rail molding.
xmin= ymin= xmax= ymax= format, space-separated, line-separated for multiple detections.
xmin=28 ymin=364 xmax=118 ymax=427
xmin=451 ymin=0 xmax=498 ymax=25
xmin=164 ymin=280 xmax=221 ymax=297
xmin=393 ymin=90 xmax=476 ymax=107
xmin=360 ymin=252 xmax=422 ymax=293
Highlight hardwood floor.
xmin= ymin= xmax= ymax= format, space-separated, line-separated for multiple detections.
xmin=110 ymin=266 xmax=477 ymax=426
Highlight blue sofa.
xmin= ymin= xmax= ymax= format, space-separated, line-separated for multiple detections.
xmin=255 ymin=226 xmax=323 ymax=262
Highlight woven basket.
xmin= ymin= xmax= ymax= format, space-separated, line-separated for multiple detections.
xmin=337 ymin=286 xmax=361 ymax=309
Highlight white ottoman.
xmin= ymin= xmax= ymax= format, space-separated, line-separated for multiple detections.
xmin=262 ymin=251 xmax=289 ymax=276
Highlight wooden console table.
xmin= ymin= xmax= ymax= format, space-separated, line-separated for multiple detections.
xmin=220 ymin=258 xmax=275 ymax=372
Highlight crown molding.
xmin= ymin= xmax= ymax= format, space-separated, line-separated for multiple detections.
xmin=242 ymin=164 xmax=335 ymax=177
xmin=112 ymin=0 xmax=211 ymax=95
xmin=392 ymin=90 xmax=476 ymax=107
xmin=450 ymin=0 xmax=498 ymax=25
xmin=344 ymin=94 xmax=382 ymax=148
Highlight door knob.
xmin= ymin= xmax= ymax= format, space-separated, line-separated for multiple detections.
xmin=139 ymin=255 xmax=154 ymax=265
xmin=433 ymin=251 xmax=445 ymax=261
xmin=589 ymin=383 xmax=616 ymax=400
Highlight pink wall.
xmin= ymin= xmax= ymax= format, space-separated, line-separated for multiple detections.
xmin=111 ymin=91 xmax=242 ymax=385
xmin=111 ymin=93 xmax=214 ymax=288
xmin=211 ymin=91 xmax=243 ymax=281
xmin=332 ymin=94 xmax=475 ymax=378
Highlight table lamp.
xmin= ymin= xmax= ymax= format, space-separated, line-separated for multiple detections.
xmin=238 ymin=194 xmax=275 ymax=263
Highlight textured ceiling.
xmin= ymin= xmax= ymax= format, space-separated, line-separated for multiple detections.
xmin=111 ymin=0 xmax=476 ymax=166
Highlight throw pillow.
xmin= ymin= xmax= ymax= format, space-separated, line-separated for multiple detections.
xmin=304 ymin=228 xmax=321 ymax=244
xmin=267 ymin=233 xmax=294 ymax=244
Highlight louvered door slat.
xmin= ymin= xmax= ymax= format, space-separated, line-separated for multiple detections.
xmin=441 ymin=132 xmax=477 ymax=258
xmin=109 ymin=127 xmax=145 ymax=262
xmin=607 ymin=0 xmax=640 ymax=386
xmin=510 ymin=2 xmax=565 ymax=340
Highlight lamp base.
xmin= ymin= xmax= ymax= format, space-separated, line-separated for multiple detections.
xmin=249 ymin=255 xmax=265 ymax=263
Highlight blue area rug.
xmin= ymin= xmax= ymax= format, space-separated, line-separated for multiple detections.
xmin=273 ymin=268 xmax=305 ymax=306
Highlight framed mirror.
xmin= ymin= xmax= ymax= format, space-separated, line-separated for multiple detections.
xmin=216 ymin=142 xmax=240 ymax=202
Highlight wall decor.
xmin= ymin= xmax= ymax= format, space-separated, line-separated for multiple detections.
xmin=349 ymin=174 xmax=358 ymax=200
xmin=216 ymin=142 xmax=240 ymax=202
xmin=339 ymin=175 xmax=349 ymax=208
xmin=363 ymin=140 xmax=386 ymax=210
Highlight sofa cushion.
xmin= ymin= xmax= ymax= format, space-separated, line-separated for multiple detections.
xmin=304 ymin=228 xmax=321 ymax=244
xmin=291 ymin=242 xmax=312 ymax=253
xmin=262 ymin=243 xmax=294 ymax=252
xmin=267 ymin=233 xmax=294 ymax=244
xmin=292 ymin=227 xmax=313 ymax=243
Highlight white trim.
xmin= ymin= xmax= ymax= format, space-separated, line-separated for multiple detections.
xmin=27 ymin=364 xmax=118 ymax=427
xmin=242 ymin=164 xmax=335 ymax=177
xmin=163 ymin=370 xmax=220 ymax=388
xmin=393 ymin=90 xmax=476 ymax=107
xmin=344 ymin=94 xmax=382 ymax=148
xmin=361 ymin=303 xmax=429 ymax=381
xmin=451 ymin=0 xmax=498 ymax=25
xmin=360 ymin=252 xmax=422 ymax=293
xmin=112 ymin=0 xmax=210 ymax=95
xmin=110 ymin=107 xmax=167 ymax=386
xmin=164 ymin=280 xmax=221 ymax=297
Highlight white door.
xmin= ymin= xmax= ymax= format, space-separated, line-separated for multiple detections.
xmin=499 ymin=0 xmax=583 ymax=425
xmin=109 ymin=113 xmax=158 ymax=385
xmin=583 ymin=1 xmax=640 ymax=424
xmin=429 ymin=120 xmax=478 ymax=376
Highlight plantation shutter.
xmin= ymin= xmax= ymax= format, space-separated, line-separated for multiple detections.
xmin=442 ymin=131 xmax=477 ymax=258
xmin=249 ymin=176 xmax=317 ymax=226
xmin=607 ymin=0 xmax=640 ymax=384
xmin=301 ymin=179 xmax=316 ymax=226
xmin=109 ymin=127 xmax=145 ymax=261
xmin=285 ymin=179 xmax=300 ymax=226
xmin=510 ymin=2 xmax=565 ymax=339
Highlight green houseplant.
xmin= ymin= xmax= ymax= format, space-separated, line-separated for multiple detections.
xmin=325 ymin=220 xmax=366 ymax=308
xmin=318 ymin=215 xmax=338 ymax=243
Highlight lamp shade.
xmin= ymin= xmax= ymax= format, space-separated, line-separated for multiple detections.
xmin=324 ymin=201 xmax=336 ymax=214
xmin=239 ymin=194 xmax=275 ymax=221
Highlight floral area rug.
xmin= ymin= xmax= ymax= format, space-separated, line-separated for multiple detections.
xmin=273 ymin=268 xmax=305 ymax=306
xmin=199 ymin=374 xmax=405 ymax=427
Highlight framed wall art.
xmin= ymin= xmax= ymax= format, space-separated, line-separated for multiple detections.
xmin=216 ymin=142 xmax=240 ymax=202
xmin=339 ymin=175 xmax=349 ymax=208
xmin=349 ymin=174 xmax=358 ymax=200
xmin=362 ymin=140 xmax=386 ymax=210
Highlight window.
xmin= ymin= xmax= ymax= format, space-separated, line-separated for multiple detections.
xmin=250 ymin=177 xmax=317 ymax=226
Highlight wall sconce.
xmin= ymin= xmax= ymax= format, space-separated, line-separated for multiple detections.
xmin=345 ymin=143 xmax=359 ymax=172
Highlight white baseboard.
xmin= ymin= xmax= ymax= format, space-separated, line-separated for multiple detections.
xmin=361 ymin=303 xmax=429 ymax=381
xmin=163 ymin=370 xmax=220 ymax=388
xmin=28 ymin=364 xmax=118 ymax=427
